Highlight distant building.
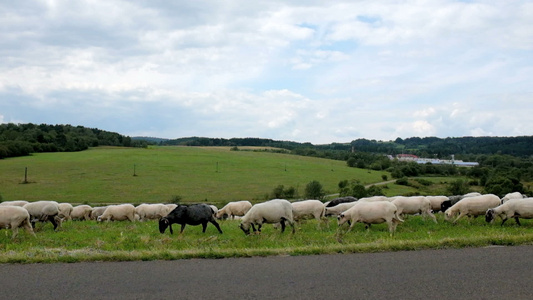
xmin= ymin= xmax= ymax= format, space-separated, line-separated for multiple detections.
xmin=392 ymin=154 xmax=478 ymax=167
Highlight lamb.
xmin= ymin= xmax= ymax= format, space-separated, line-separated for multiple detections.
xmin=425 ymin=196 xmax=449 ymax=213
xmin=501 ymin=192 xmax=526 ymax=204
xmin=291 ymin=200 xmax=325 ymax=221
xmin=71 ymin=205 xmax=93 ymax=221
xmin=23 ymin=200 xmax=61 ymax=230
xmin=337 ymin=201 xmax=403 ymax=234
xmin=391 ymin=196 xmax=436 ymax=223
xmin=444 ymin=194 xmax=501 ymax=224
xmin=486 ymin=198 xmax=533 ymax=226
xmin=97 ymin=204 xmax=136 ymax=222
xmin=0 ymin=206 xmax=36 ymax=238
xmin=159 ymin=204 xmax=222 ymax=234
xmin=239 ymin=199 xmax=295 ymax=235
xmin=216 ymin=200 xmax=252 ymax=220
xmin=58 ymin=203 xmax=74 ymax=221
xmin=0 ymin=200 xmax=29 ymax=207
xmin=135 ymin=204 xmax=171 ymax=221
xmin=325 ymin=202 xmax=358 ymax=217
xmin=90 ymin=206 xmax=108 ymax=220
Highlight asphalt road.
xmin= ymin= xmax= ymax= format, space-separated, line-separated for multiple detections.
xmin=1 ymin=245 xmax=532 ymax=300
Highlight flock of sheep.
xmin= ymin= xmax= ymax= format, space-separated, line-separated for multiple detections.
xmin=0 ymin=191 xmax=532 ymax=239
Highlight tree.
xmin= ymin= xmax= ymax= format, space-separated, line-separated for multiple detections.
xmin=447 ymin=179 xmax=470 ymax=195
xmin=304 ymin=180 xmax=325 ymax=199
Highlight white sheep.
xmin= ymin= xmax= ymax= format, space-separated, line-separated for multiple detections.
xmin=0 ymin=200 xmax=29 ymax=207
xmin=71 ymin=205 xmax=93 ymax=221
xmin=425 ymin=196 xmax=449 ymax=213
xmin=98 ymin=204 xmax=136 ymax=222
xmin=216 ymin=200 xmax=252 ymax=220
xmin=486 ymin=198 xmax=533 ymax=226
xmin=0 ymin=206 xmax=36 ymax=238
xmin=90 ymin=206 xmax=108 ymax=220
xmin=445 ymin=194 xmax=501 ymax=224
xmin=391 ymin=196 xmax=437 ymax=223
xmin=291 ymin=200 xmax=325 ymax=221
xmin=239 ymin=199 xmax=295 ymax=235
xmin=58 ymin=203 xmax=74 ymax=221
xmin=23 ymin=200 xmax=62 ymax=230
xmin=135 ymin=204 xmax=171 ymax=221
xmin=325 ymin=202 xmax=358 ymax=217
xmin=337 ymin=201 xmax=403 ymax=234
xmin=501 ymin=192 xmax=526 ymax=204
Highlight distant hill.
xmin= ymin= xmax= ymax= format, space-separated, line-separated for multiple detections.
xmin=131 ymin=136 xmax=170 ymax=144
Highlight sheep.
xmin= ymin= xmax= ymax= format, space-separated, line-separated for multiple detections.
xmin=58 ymin=203 xmax=74 ymax=221
xmin=325 ymin=202 xmax=359 ymax=217
xmin=391 ymin=196 xmax=437 ymax=223
xmin=501 ymin=192 xmax=526 ymax=204
xmin=135 ymin=204 xmax=171 ymax=221
xmin=444 ymin=194 xmax=501 ymax=224
xmin=0 ymin=206 xmax=36 ymax=238
xmin=425 ymin=196 xmax=449 ymax=213
xmin=0 ymin=200 xmax=29 ymax=207
xmin=71 ymin=205 xmax=93 ymax=221
xmin=486 ymin=198 xmax=533 ymax=226
xmin=216 ymin=200 xmax=252 ymax=220
xmin=337 ymin=201 xmax=403 ymax=234
xmin=98 ymin=204 xmax=136 ymax=222
xmin=209 ymin=205 xmax=218 ymax=217
xmin=23 ymin=200 xmax=61 ymax=230
xmin=291 ymin=200 xmax=325 ymax=221
xmin=239 ymin=199 xmax=295 ymax=235
xmin=90 ymin=206 xmax=108 ymax=220
xmin=325 ymin=196 xmax=357 ymax=207
xmin=159 ymin=204 xmax=222 ymax=234
xmin=441 ymin=192 xmax=482 ymax=212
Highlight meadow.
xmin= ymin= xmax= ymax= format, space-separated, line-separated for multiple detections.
xmin=1 ymin=146 xmax=532 ymax=263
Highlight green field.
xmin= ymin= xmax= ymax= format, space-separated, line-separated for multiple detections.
xmin=0 ymin=146 xmax=388 ymax=205
xmin=2 ymin=146 xmax=532 ymax=264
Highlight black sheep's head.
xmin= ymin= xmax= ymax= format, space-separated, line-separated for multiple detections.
xmin=239 ymin=223 xmax=250 ymax=235
xmin=159 ymin=218 xmax=170 ymax=234
xmin=485 ymin=209 xmax=495 ymax=223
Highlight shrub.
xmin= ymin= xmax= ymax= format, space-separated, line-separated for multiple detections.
xmin=304 ymin=180 xmax=325 ymax=200
xmin=395 ymin=177 xmax=409 ymax=186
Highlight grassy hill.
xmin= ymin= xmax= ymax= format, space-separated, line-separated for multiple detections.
xmin=0 ymin=146 xmax=389 ymax=205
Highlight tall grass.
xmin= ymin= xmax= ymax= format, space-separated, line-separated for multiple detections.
xmin=1 ymin=214 xmax=532 ymax=263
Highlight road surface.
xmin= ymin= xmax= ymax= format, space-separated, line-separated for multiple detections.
xmin=1 ymin=245 xmax=532 ymax=299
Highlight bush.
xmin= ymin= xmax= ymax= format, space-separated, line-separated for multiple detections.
xmin=271 ymin=185 xmax=297 ymax=199
xmin=447 ymin=179 xmax=470 ymax=195
xmin=395 ymin=177 xmax=409 ymax=186
xmin=304 ymin=180 xmax=325 ymax=200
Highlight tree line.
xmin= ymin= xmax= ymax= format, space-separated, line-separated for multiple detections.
xmin=0 ymin=123 xmax=148 ymax=159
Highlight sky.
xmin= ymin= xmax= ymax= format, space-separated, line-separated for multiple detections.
xmin=1 ymin=0 xmax=532 ymax=144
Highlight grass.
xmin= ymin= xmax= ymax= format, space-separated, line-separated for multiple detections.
xmin=1 ymin=214 xmax=532 ymax=263
xmin=0 ymin=146 xmax=388 ymax=205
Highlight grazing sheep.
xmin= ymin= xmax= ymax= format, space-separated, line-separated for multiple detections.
xmin=71 ymin=205 xmax=93 ymax=221
xmin=445 ymin=194 xmax=501 ymax=224
xmin=159 ymin=204 xmax=222 ymax=234
xmin=425 ymin=196 xmax=449 ymax=213
xmin=325 ymin=202 xmax=359 ymax=217
xmin=90 ymin=206 xmax=108 ymax=220
xmin=486 ymin=198 xmax=533 ymax=226
xmin=325 ymin=196 xmax=357 ymax=207
xmin=216 ymin=200 xmax=252 ymax=220
xmin=23 ymin=201 xmax=61 ymax=230
xmin=291 ymin=200 xmax=325 ymax=221
xmin=209 ymin=205 xmax=218 ymax=217
xmin=135 ymin=204 xmax=171 ymax=221
xmin=98 ymin=204 xmax=136 ymax=222
xmin=0 ymin=206 xmax=36 ymax=238
xmin=441 ymin=192 xmax=482 ymax=212
xmin=337 ymin=201 xmax=403 ymax=234
xmin=58 ymin=203 xmax=74 ymax=221
xmin=240 ymin=199 xmax=295 ymax=235
xmin=0 ymin=200 xmax=29 ymax=207
xmin=501 ymin=192 xmax=527 ymax=204
xmin=391 ymin=196 xmax=437 ymax=223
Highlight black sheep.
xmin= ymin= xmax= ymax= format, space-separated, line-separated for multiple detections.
xmin=326 ymin=196 xmax=358 ymax=207
xmin=159 ymin=204 xmax=223 ymax=234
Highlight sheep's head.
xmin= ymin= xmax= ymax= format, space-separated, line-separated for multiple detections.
xmin=239 ymin=222 xmax=251 ymax=235
xmin=159 ymin=218 xmax=170 ymax=234
xmin=337 ymin=213 xmax=348 ymax=226
xmin=485 ymin=209 xmax=495 ymax=223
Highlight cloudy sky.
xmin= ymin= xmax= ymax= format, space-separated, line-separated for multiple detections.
xmin=1 ymin=1 xmax=532 ymax=144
